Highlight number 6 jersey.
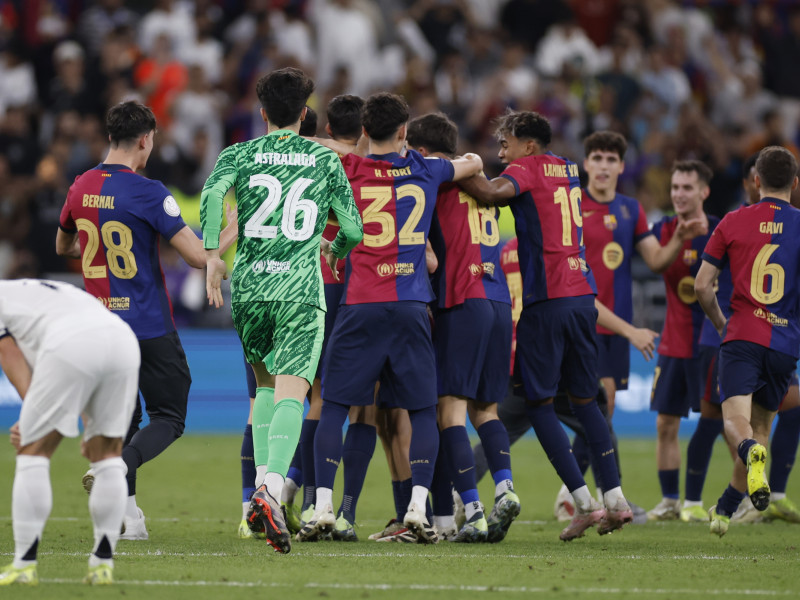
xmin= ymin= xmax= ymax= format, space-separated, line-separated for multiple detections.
xmin=702 ymin=197 xmax=800 ymax=358
xmin=201 ymin=130 xmax=362 ymax=309
xmin=59 ymin=163 xmax=187 ymax=339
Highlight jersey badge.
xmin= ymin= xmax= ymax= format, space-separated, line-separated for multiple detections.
xmin=603 ymin=214 xmax=618 ymax=230
xmin=682 ymin=249 xmax=698 ymax=266
xmin=163 ymin=195 xmax=181 ymax=217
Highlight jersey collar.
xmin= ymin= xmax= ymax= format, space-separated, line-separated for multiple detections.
xmin=367 ymin=152 xmax=402 ymax=161
xmin=97 ymin=163 xmax=134 ymax=173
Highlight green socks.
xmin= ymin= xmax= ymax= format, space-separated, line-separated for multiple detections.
xmin=252 ymin=387 xmax=275 ymax=468
xmin=267 ymin=398 xmax=304 ymax=477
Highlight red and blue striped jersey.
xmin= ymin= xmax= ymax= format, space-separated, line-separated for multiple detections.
xmin=652 ymin=214 xmax=719 ymax=358
xmin=59 ymin=163 xmax=187 ymax=340
xmin=429 ymin=182 xmax=510 ymax=309
xmin=582 ymin=190 xmax=652 ymax=335
xmin=703 ymin=198 xmax=800 ymax=358
xmin=501 ymin=237 xmax=522 ymax=375
xmin=500 ymin=152 xmax=596 ymax=305
xmin=340 ymin=150 xmax=455 ymax=304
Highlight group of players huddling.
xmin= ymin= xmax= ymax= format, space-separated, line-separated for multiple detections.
xmin=2 ymin=65 xmax=799 ymax=584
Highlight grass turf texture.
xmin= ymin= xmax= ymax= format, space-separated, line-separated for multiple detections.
xmin=1 ymin=436 xmax=799 ymax=599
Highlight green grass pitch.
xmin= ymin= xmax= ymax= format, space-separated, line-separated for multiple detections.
xmin=1 ymin=435 xmax=799 ymax=599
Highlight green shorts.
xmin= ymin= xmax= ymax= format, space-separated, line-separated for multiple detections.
xmin=232 ymin=301 xmax=325 ymax=386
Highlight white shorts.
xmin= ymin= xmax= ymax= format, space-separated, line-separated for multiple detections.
xmin=19 ymin=323 xmax=140 ymax=446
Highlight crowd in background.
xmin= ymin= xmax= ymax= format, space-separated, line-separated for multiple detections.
xmin=2 ymin=0 xmax=800 ymax=327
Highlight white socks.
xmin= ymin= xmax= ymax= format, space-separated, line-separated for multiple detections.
xmin=495 ymin=479 xmax=514 ymax=498
xmin=12 ymin=456 xmax=51 ymax=568
xmin=255 ymin=465 xmax=268 ymax=488
xmin=603 ymin=486 xmax=625 ymax=509
xmin=410 ymin=485 xmax=429 ymax=511
xmin=316 ymin=487 xmax=333 ymax=510
xmin=281 ymin=477 xmax=299 ymax=504
xmin=125 ymin=495 xmax=140 ymax=519
xmin=265 ymin=472 xmax=284 ymax=502
xmin=464 ymin=499 xmax=482 ymax=520
xmin=570 ymin=485 xmax=596 ymax=513
xmin=89 ymin=457 xmax=127 ymax=565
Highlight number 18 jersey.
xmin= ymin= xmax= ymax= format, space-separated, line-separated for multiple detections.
xmin=59 ymin=163 xmax=186 ymax=340
xmin=201 ymin=130 xmax=361 ymax=309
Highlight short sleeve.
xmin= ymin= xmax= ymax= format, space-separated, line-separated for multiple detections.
xmin=702 ymin=217 xmax=729 ymax=269
xmin=651 ymin=217 xmax=665 ymax=243
xmin=633 ymin=202 xmax=653 ymax=243
xmin=499 ymin=162 xmax=528 ymax=195
xmin=59 ymin=183 xmax=78 ymax=232
xmin=422 ymin=155 xmax=455 ymax=184
xmin=145 ymin=181 xmax=187 ymax=241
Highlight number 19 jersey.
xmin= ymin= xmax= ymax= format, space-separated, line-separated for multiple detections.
xmin=59 ymin=164 xmax=187 ymax=340
xmin=201 ymin=130 xmax=361 ymax=309
xmin=499 ymin=151 xmax=596 ymax=305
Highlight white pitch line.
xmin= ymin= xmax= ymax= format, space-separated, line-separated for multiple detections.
xmin=0 ymin=550 xmax=776 ymax=561
xmin=38 ymin=578 xmax=795 ymax=595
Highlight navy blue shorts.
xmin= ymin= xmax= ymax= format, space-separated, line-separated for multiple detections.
xmin=316 ymin=283 xmax=344 ymax=380
xmin=698 ymin=345 xmax=720 ymax=405
xmin=650 ymin=355 xmax=703 ymax=417
xmin=513 ymin=296 xmax=599 ymax=402
xmin=597 ymin=333 xmax=630 ymax=390
xmin=322 ymin=302 xmax=437 ymax=410
xmin=434 ymin=299 xmax=512 ymax=403
xmin=243 ymin=353 xmax=257 ymax=398
xmin=719 ymin=340 xmax=797 ymax=412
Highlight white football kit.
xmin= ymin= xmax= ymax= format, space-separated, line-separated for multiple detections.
xmin=0 ymin=279 xmax=140 ymax=445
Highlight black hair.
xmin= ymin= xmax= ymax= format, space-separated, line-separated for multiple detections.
xmin=105 ymin=101 xmax=156 ymax=146
xmin=406 ymin=113 xmax=458 ymax=157
xmin=255 ymin=67 xmax=315 ymax=128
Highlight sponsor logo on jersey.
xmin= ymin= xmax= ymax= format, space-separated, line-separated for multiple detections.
xmin=682 ymin=249 xmax=698 ymax=266
xmin=253 ymin=260 xmax=291 ymax=274
xmin=163 ymin=195 xmax=181 ymax=217
xmin=603 ymin=214 xmax=618 ymax=230
xmin=98 ymin=296 xmax=130 ymax=310
xmin=754 ymin=307 xmax=788 ymax=327
xmin=254 ymin=152 xmax=317 ymax=167
xmin=82 ymin=194 xmax=115 ymax=209
xmin=677 ymin=275 xmax=697 ymax=304
xmin=568 ymin=257 xmax=580 ymax=270
xmin=377 ymin=262 xmax=415 ymax=276
xmin=602 ymin=241 xmax=624 ymax=270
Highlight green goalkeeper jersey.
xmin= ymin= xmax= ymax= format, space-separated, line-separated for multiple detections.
xmin=201 ymin=129 xmax=362 ymax=308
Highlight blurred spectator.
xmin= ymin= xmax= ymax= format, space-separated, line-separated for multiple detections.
xmin=0 ymin=39 xmax=37 ymax=118
xmin=639 ymin=45 xmax=690 ymax=115
xmin=180 ymin=11 xmax=224 ymax=86
xmin=133 ymin=33 xmax=188 ymax=128
xmin=138 ymin=0 xmax=195 ymax=58
xmin=78 ymin=0 xmax=139 ymax=56
xmin=0 ymin=106 xmax=39 ymax=176
xmin=311 ymin=0 xmax=381 ymax=96
xmin=500 ymin=0 xmax=569 ymax=53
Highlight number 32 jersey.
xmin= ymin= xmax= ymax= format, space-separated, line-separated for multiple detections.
xmin=339 ymin=150 xmax=455 ymax=305
xmin=59 ymin=163 xmax=187 ymax=340
xmin=702 ymin=198 xmax=800 ymax=358
xmin=201 ymin=130 xmax=362 ymax=309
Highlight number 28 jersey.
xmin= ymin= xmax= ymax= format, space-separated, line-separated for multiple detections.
xmin=702 ymin=198 xmax=800 ymax=358
xmin=340 ymin=150 xmax=455 ymax=304
xmin=59 ymin=164 xmax=187 ymax=340
xmin=499 ymin=152 xmax=597 ymax=305
xmin=201 ymin=130 xmax=362 ymax=309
